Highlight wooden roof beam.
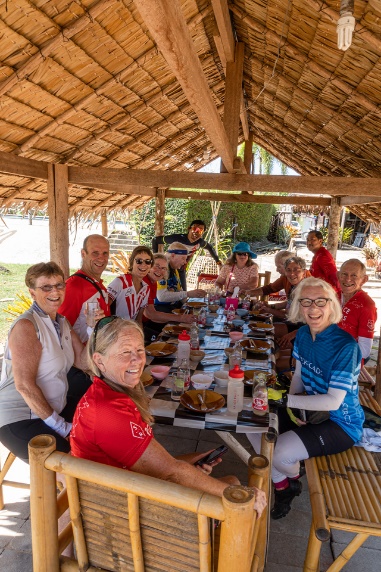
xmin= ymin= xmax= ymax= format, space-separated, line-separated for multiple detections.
xmin=135 ymin=0 xmax=237 ymax=173
xmin=341 ymin=196 xmax=381 ymax=206
xmin=222 ymin=42 xmax=245 ymax=172
xmin=165 ymin=190 xmax=331 ymax=206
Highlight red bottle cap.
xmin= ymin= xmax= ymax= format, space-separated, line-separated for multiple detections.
xmin=178 ymin=330 xmax=190 ymax=341
xmin=228 ymin=364 xmax=244 ymax=378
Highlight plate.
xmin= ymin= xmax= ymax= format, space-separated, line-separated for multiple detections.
xmin=171 ymin=308 xmax=188 ymax=315
xmin=243 ymin=369 xmax=268 ymax=385
xmin=186 ymin=301 xmax=207 ymax=309
xmin=249 ymin=322 xmax=274 ymax=331
xmin=249 ymin=311 xmax=273 ymax=322
xmin=162 ymin=324 xmax=191 ymax=335
xmin=180 ymin=390 xmax=225 ymax=413
xmin=240 ymin=339 xmax=271 ymax=353
xmin=145 ymin=342 xmax=177 ymax=357
xmin=141 ymin=371 xmax=154 ymax=386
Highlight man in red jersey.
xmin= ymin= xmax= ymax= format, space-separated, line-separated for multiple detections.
xmin=307 ymin=230 xmax=340 ymax=293
xmin=338 ymin=259 xmax=377 ymax=361
xmin=58 ymin=234 xmax=110 ymax=343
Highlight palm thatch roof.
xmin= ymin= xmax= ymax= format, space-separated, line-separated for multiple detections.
xmin=0 ymin=0 xmax=380 ymax=222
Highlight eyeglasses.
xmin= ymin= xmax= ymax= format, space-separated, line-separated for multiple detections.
xmin=134 ymin=258 xmax=153 ymax=266
xmin=191 ymin=226 xmax=204 ymax=233
xmin=35 ymin=283 xmax=66 ymax=292
xmin=235 ymin=252 xmax=249 ymax=256
xmin=92 ymin=315 xmax=118 ymax=352
xmin=299 ymin=298 xmax=331 ymax=307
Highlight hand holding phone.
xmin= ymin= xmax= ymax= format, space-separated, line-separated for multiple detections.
xmin=195 ymin=445 xmax=228 ymax=467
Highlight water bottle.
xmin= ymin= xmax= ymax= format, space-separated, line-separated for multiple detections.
xmin=190 ymin=323 xmax=200 ymax=350
xmin=227 ymin=304 xmax=235 ymax=324
xmin=227 ymin=365 xmax=244 ymax=413
xmin=179 ymin=358 xmax=191 ymax=391
xmin=252 ymin=373 xmax=268 ymax=416
xmin=229 ymin=341 xmax=242 ymax=369
xmin=177 ymin=330 xmax=190 ymax=365
xmin=242 ymin=295 xmax=251 ymax=310
xmin=198 ymin=307 xmax=207 ymax=327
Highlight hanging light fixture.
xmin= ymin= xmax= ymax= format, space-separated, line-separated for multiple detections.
xmin=337 ymin=0 xmax=355 ymax=51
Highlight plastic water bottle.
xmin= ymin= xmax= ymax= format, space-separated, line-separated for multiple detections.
xmin=252 ymin=373 xmax=268 ymax=416
xmin=227 ymin=365 xmax=244 ymax=413
xmin=190 ymin=323 xmax=199 ymax=350
xmin=198 ymin=308 xmax=207 ymax=326
xmin=227 ymin=304 xmax=235 ymax=324
xmin=229 ymin=342 xmax=242 ymax=368
xmin=179 ymin=358 xmax=191 ymax=391
xmin=242 ymin=295 xmax=251 ymax=310
xmin=177 ymin=330 xmax=190 ymax=365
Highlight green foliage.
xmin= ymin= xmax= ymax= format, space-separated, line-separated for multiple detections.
xmin=318 ymin=226 xmax=329 ymax=243
xmin=341 ymin=227 xmax=353 ymax=244
xmin=186 ymin=200 xmax=276 ymax=242
xmin=131 ymin=198 xmax=189 ymax=246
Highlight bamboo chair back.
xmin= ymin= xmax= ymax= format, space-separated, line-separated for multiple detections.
xmin=29 ymin=435 xmax=264 ymax=572
xmin=258 ymin=271 xmax=271 ymax=301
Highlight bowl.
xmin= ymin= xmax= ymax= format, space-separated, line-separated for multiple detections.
xmin=236 ymin=308 xmax=249 ymax=318
xmin=214 ymin=370 xmax=229 ymax=387
xmin=208 ymin=304 xmax=219 ymax=313
xmin=190 ymin=350 xmax=206 ymax=363
xmin=229 ymin=331 xmax=244 ymax=342
xmin=141 ymin=371 xmax=154 ymax=386
xmin=205 ymin=316 xmax=214 ymax=325
xmin=191 ymin=373 xmax=213 ymax=390
xmin=150 ymin=365 xmax=171 ymax=380
xmin=231 ymin=319 xmax=245 ymax=327
xmin=145 ymin=342 xmax=177 ymax=357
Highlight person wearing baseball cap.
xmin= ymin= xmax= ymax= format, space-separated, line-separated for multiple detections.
xmin=215 ymin=242 xmax=259 ymax=294
xmin=154 ymin=242 xmax=206 ymax=313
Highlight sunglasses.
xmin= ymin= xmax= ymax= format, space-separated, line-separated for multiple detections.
xmin=191 ymin=226 xmax=204 ymax=233
xmin=299 ymin=298 xmax=331 ymax=307
xmin=134 ymin=258 xmax=153 ymax=266
xmin=92 ymin=315 xmax=118 ymax=352
xmin=35 ymin=283 xmax=66 ymax=292
xmin=235 ymin=252 xmax=249 ymax=256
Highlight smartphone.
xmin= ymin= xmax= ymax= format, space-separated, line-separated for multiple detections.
xmin=195 ymin=445 xmax=228 ymax=466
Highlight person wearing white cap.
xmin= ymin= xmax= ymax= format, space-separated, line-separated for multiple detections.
xmin=215 ymin=242 xmax=259 ymax=294
xmin=155 ymin=242 xmax=206 ymax=313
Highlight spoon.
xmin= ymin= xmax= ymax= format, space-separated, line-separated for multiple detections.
xmin=197 ymin=392 xmax=208 ymax=411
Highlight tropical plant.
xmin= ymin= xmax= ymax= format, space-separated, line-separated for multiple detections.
xmin=3 ymin=292 xmax=32 ymax=319
xmin=362 ymin=246 xmax=379 ymax=260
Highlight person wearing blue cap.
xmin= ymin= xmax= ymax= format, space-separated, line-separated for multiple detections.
xmin=154 ymin=242 xmax=206 ymax=313
xmin=215 ymin=242 xmax=259 ymax=294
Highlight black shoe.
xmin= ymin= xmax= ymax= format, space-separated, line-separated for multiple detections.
xmin=270 ymin=480 xmax=303 ymax=520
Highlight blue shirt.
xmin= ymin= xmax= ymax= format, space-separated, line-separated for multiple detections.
xmin=293 ymin=324 xmax=364 ymax=443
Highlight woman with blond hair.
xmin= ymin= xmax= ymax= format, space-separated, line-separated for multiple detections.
xmin=247 ymin=277 xmax=364 ymax=520
xmin=70 ymin=317 xmax=266 ymax=515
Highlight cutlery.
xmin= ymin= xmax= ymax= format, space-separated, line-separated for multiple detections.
xmin=197 ymin=392 xmax=208 ymax=411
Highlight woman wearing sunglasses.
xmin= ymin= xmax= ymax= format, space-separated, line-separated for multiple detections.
xmin=247 ymin=277 xmax=364 ymax=520
xmin=0 ymin=262 xmax=88 ymax=462
xmin=70 ymin=317 xmax=266 ymax=517
xmin=107 ymin=246 xmax=154 ymax=321
xmin=215 ymin=242 xmax=259 ymax=294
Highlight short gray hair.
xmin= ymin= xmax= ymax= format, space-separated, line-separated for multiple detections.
xmin=339 ymin=258 xmax=366 ymax=276
xmin=275 ymin=250 xmax=294 ymax=263
xmin=288 ymin=277 xmax=342 ymax=325
xmin=284 ymin=256 xmax=307 ymax=270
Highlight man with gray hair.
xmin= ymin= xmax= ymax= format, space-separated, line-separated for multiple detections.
xmin=155 ymin=242 xmax=206 ymax=312
xmin=338 ymin=258 xmax=377 ymax=360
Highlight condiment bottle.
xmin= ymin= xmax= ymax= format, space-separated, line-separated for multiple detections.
xmin=227 ymin=365 xmax=244 ymax=413
xmin=190 ymin=323 xmax=200 ymax=350
xmin=179 ymin=358 xmax=191 ymax=391
xmin=252 ymin=373 xmax=268 ymax=416
xmin=242 ymin=295 xmax=251 ymax=310
xmin=227 ymin=303 xmax=235 ymax=324
xmin=177 ymin=330 xmax=190 ymax=365
xmin=198 ymin=307 xmax=207 ymax=326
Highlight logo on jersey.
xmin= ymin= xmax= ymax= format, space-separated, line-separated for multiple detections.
xmin=130 ymin=421 xmax=152 ymax=439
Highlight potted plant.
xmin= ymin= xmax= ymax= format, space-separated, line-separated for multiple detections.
xmin=362 ymin=246 xmax=379 ymax=267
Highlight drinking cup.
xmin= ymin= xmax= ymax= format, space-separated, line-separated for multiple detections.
xmin=86 ymin=301 xmax=99 ymax=327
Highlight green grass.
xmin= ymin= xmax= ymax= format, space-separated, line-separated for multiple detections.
xmin=0 ymin=263 xmax=31 ymax=345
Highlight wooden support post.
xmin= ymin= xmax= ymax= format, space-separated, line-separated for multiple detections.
xmin=326 ymin=197 xmax=341 ymax=259
xmin=101 ymin=209 xmax=108 ymax=237
xmin=47 ymin=164 xmax=69 ymax=278
xmin=29 ymin=435 xmax=60 ymax=572
xmin=375 ymin=326 xmax=381 ymax=406
xmin=244 ymin=132 xmax=254 ymax=175
xmin=154 ymin=188 xmax=166 ymax=253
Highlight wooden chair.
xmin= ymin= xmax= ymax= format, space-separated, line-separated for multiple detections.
xmin=304 ymin=389 xmax=381 ymax=571
xmin=258 ymin=271 xmax=271 ymax=301
xmin=197 ymin=273 xmax=218 ymax=289
xmin=0 ymin=449 xmax=30 ymax=510
xmin=29 ymin=435 xmax=269 ymax=572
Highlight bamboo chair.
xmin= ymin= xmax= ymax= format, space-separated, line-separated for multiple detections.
xmin=29 ymin=435 xmax=269 ymax=572
xmin=0 ymin=449 xmax=30 ymax=510
xmin=257 ymin=271 xmax=271 ymax=301
xmin=304 ymin=390 xmax=381 ymax=572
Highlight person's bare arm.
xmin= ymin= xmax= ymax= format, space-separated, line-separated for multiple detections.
xmin=143 ymin=304 xmax=194 ymax=324
xmin=71 ymin=328 xmax=88 ymax=370
xmin=131 ymin=438 xmax=266 ymax=516
xmin=9 ymin=320 xmax=53 ymax=419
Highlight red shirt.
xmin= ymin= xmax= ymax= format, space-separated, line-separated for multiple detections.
xmin=310 ymin=247 xmax=340 ymax=293
xmin=70 ymin=376 xmax=153 ymax=469
xmin=143 ymin=276 xmax=157 ymax=305
xmin=58 ymin=270 xmax=110 ymax=343
xmin=339 ymin=290 xmax=377 ymax=341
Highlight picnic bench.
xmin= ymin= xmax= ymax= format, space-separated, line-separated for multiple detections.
xmin=304 ymin=388 xmax=381 ymax=571
xmin=29 ymin=434 xmax=269 ymax=572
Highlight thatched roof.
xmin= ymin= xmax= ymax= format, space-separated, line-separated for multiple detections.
xmin=0 ymin=0 xmax=380 ymax=221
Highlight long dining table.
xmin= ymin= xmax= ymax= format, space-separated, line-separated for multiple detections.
xmin=144 ymin=303 xmax=278 ymax=464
